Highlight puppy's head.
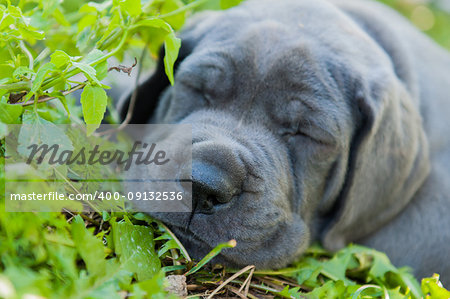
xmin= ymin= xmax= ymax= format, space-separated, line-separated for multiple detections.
xmin=120 ymin=0 xmax=430 ymax=268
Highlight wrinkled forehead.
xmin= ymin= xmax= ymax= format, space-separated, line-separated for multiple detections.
xmin=173 ymin=0 xmax=375 ymax=139
xmin=181 ymin=0 xmax=386 ymax=70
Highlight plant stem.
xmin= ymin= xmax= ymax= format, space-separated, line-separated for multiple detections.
xmin=158 ymin=0 xmax=209 ymax=19
xmin=13 ymin=83 xmax=85 ymax=106
xmin=40 ymin=29 xmax=130 ymax=92
xmin=19 ymin=41 xmax=34 ymax=70
xmin=0 ymin=81 xmax=32 ymax=92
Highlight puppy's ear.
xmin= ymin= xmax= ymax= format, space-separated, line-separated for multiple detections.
xmin=322 ymin=73 xmax=430 ymax=250
xmin=118 ymin=12 xmax=220 ymax=123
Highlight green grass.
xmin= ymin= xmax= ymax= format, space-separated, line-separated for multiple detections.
xmin=1 ymin=209 xmax=449 ymax=298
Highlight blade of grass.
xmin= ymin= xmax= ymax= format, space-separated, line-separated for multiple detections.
xmin=184 ymin=239 xmax=236 ymax=276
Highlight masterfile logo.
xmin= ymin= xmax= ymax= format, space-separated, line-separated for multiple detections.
xmin=4 ymin=124 xmax=192 ymax=213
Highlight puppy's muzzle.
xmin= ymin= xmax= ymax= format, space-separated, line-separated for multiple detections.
xmin=191 ymin=140 xmax=245 ymax=214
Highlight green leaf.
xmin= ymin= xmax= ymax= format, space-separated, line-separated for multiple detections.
xmin=367 ymin=251 xmax=397 ymax=279
xmin=119 ymin=0 xmax=142 ymax=17
xmin=220 ymin=0 xmax=244 ymax=9
xmin=50 ymin=50 xmax=71 ymax=69
xmin=23 ymin=63 xmax=57 ymax=102
xmin=164 ymin=33 xmax=181 ymax=85
xmin=84 ymin=49 xmax=108 ymax=81
xmin=72 ymin=62 xmax=100 ymax=85
xmin=84 ymin=49 xmax=104 ymax=64
xmin=71 ymin=215 xmax=108 ymax=277
xmin=421 ymin=274 xmax=450 ymax=298
xmin=78 ymin=4 xmax=97 ymax=33
xmin=278 ymin=285 xmax=303 ymax=299
xmin=132 ymin=18 xmax=174 ymax=33
xmin=158 ymin=239 xmax=179 ymax=257
xmin=41 ymin=0 xmax=59 ymax=17
xmin=17 ymin=110 xmax=73 ymax=161
xmin=304 ymin=280 xmax=347 ymax=299
xmin=320 ymin=250 xmax=354 ymax=284
xmin=159 ymin=0 xmax=186 ymax=30
xmin=32 ymin=63 xmax=57 ymax=93
xmin=31 ymin=62 xmax=55 ymax=92
xmin=52 ymin=7 xmax=71 ymax=27
xmin=132 ymin=19 xmax=181 ymax=85
xmin=112 ymin=221 xmax=161 ymax=281
xmin=80 ymin=84 xmax=108 ymax=135
xmin=12 ymin=66 xmax=35 ymax=79
xmin=0 ymin=102 xmax=23 ymax=123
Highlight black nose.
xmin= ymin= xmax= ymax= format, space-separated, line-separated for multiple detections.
xmin=191 ymin=161 xmax=237 ymax=214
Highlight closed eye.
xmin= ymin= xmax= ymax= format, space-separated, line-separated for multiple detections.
xmin=177 ymin=80 xmax=213 ymax=106
xmin=282 ymin=120 xmax=336 ymax=147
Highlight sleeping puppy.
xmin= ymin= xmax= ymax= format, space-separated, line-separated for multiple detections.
xmin=119 ymin=0 xmax=450 ymax=283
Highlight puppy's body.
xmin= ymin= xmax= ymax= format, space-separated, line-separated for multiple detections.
xmin=121 ymin=0 xmax=450 ymax=283
xmin=333 ymin=0 xmax=450 ymax=283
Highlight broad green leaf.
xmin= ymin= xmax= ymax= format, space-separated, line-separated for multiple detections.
xmin=0 ymin=102 xmax=23 ymax=123
xmin=23 ymin=63 xmax=56 ymax=102
xmin=84 ymin=49 xmax=108 ymax=81
xmin=31 ymin=62 xmax=56 ymax=92
xmin=12 ymin=66 xmax=35 ymax=79
xmin=132 ymin=19 xmax=181 ymax=84
xmin=112 ymin=221 xmax=161 ymax=281
xmin=32 ymin=63 xmax=57 ymax=93
xmin=132 ymin=18 xmax=174 ymax=34
xmin=50 ymin=50 xmax=71 ymax=69
xmin=52 ymin=7 xmax=71 ymax=27
xmin=159 ymin=0 xmax=186 ymax=30
xmin=71 ymin=215 xmax=108 ymax=277
xmin=304 ymin=280 xmax=346 ymax=299
xmin=320 ymin=250 xmax=354 ymax=284
xmin=80 ymin=84 xmax=108 ymax=135
xmin=0 ymin=9 xmax=14 ymax=32
xmin=17 ymin=24 xmax=45 ymax=41
xmin=278 ymin=285 xmax=303 ymax=299
xmin=421 ymin=274 xmax=450 ymax=298
xmin=77 ymin=4 xmax=97 ymax=32
xmin=119 ymin=0 xmax=142 ymax=17
xmin=164 ymin=33 xmax=181 ymax=85
xmin=17 ymin=110 xmax=73 ymax=161
xmin=72 ymin=62 xmax=100 ymax=85
xmin=84 ymin=49 xmax=104 ymax=63
xmin=367 ymin=250 xmax=397 ymax=279
xmin=41 ymin=0 xmax=59 ymax=17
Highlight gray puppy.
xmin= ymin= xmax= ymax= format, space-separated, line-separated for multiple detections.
xmin=119 ymin=0 xmax=450 ymax=283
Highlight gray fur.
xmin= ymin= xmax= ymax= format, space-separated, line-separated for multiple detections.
xmin=120 ymin=0 xmax=450 ymax=283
